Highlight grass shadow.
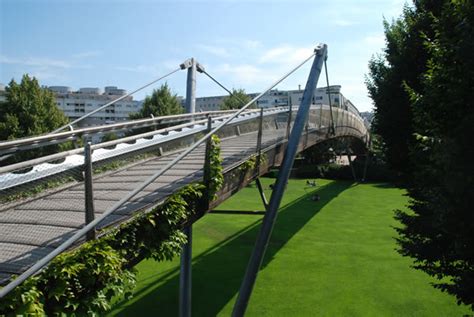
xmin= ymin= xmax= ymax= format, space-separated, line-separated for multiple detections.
xmin=111 ymin=180 xmax=352 ymax=316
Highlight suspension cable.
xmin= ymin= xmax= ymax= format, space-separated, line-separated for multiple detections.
xmin=324 ymin=59 xmax=336 ymax=135
xmin=202 ymin=70 xmax=252 ymax=108
xmin=51 ymin=67 xmax=182 ymax=134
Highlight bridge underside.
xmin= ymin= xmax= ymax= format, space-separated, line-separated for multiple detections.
xmin=0 ymin=106 xmax=368 ymax=285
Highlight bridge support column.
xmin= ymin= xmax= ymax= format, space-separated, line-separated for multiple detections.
xmin=362 ymin=151 xmax=370 ymax=182
xmin=346 ymin=149 xmax=357 ymax=182
xmin=179 ymin=56 xmax=198 ymax=317
xmin=84 ymin=142 xmax=96 ymax=240
xmin=255 ymin=178 xmax=269 ymax=211
xmin=179 ymin=226 xmax=192 ymax=317
xmin=232 ymin=44 xmax=328 ymax=317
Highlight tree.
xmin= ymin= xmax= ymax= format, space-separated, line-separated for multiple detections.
xmin=365 ymin=3 xmax=435 ymax=177
xmin=0 ymin=75 xmax=69 ymax=165
xmin=129 ymin=83 xmax=183 ymax=120
xmin=220 ymin=88 xmax=255 ymax=110
xmin=368 ymin=0 xmax=474 ymax=309
xmin=394 ymin=0 xmax=474 ymax=309
xmin=0 ymin=74 xmax=68 ymax=140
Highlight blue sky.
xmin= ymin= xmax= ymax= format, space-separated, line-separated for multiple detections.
xmin=0 ymin=0 xmax=405 ymax=112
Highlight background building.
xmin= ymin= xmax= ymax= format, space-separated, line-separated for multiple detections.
xmin=191 ymin=85 xmax=357 ymax=113
xmin=48 ymin=86 xmax=142 ymax=127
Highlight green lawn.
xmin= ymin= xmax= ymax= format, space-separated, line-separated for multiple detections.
xmin=108 ymin=178 xmax=470 ymax=316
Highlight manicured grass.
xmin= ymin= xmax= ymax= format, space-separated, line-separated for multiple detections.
xmin=108 ymin=178 xmax=470 ymax=316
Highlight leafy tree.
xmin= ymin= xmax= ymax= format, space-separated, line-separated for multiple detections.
xmin=394 ymin=0 xmax=474 ymax=309
xmin=0 ymin=74 xmax=68 ymax=140
xmin=129 ymin=83 xmax=183 ymax=120
xmin=366 ymin=3 xmax=435 ymax=177
xmin=0 ymin=75 xmax=69 ymax=165
xmin=221 ymin=88 xmax=255 ymax=110
xmin=368 ymin=0 xmax=474 ymax=309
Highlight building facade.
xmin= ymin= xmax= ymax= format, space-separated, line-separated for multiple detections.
xmin=192 ymin=85 xmax=357 ymax=113
xmin=48 ymin=86 xmax=142 ymax=127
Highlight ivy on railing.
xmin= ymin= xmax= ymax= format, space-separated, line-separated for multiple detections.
xmin=0 ymin=135 xmax=224 ymax=316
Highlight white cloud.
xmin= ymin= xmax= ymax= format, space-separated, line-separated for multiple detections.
xmin=333 ymin=19 xmax=354 ymax=27
xmin=115 ymin=59 xmax=182 ymax=75
xmin=242 ymin=40 xmax=262 ymax=50
xmin=115 ymin=65 xmax=156 ymax=74
xmin=71 ymin=50 xmax=102 ymax=59
xmin=258 ymin=45 xmax=313 ymax=65
xmin=0 ymin=55 xmax=71 ymax=68
xmin=196 ymin=44 xmax=230 ymax=58
xmin=364 ymin=34 xmax=385 ymax=48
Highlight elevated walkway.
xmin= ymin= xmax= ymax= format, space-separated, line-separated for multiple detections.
xmin=0 ymin=105 xmax=367 ymax=285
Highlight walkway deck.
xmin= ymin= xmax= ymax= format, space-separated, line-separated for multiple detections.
xmin=0 ymin=130 xmax=286 ymax=285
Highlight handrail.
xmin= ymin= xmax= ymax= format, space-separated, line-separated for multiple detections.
xmin=0 ymin=107 xmax=287 ymax=176
xmin=0 ymin=110 xmax=242 ymax=155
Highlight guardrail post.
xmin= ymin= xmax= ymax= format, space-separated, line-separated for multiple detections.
xmin=203 ymin=116 xmax=213 ymax=211
xmin=286 ymin=104 xmax=292 ymax=139
xmin=84 ymin=142 xmax=96 ymax=240
xmin=256 ymin=108 xmax=264 ymax=174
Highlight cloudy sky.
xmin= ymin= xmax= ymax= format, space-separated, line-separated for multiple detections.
xmin=0 ymin=0 xmax=406 ymax=112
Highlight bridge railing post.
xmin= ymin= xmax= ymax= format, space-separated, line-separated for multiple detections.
xmin=84 ymin=141 xmax=96 ymax=240
xmin=256 ymin=108 xmax=264 ymax=175
xmin=286 ymin=104 xmax=292 ymax=140
xmin=203 ymin=116 xmax=213 ymax=211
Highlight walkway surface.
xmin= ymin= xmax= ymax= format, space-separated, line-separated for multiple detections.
xmin=0 ymin=130 xmax=286 ymax=285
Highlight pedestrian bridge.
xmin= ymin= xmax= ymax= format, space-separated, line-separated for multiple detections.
xmin=0 ymin=104 xmax=367 ymax=285
xmin=0 ymin=44 xmax=369 ymax=311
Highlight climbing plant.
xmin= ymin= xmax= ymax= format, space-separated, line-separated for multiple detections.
xmin=0 ymin=134 xmax=224 ymax=315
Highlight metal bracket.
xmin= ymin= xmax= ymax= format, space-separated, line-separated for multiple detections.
xmin=180 ymin=58 xmax=205 ymax=73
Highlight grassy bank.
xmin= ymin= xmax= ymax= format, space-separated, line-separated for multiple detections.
xmin=108 ymin=178 xmax=469 ymax=316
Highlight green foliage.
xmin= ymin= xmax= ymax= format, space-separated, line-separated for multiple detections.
xmin=220 ymin=88 xmax=256 ymax=110
xmin=0 ymin=135 xmax=224 ymax=315
xmin=101 ymin=132 xmax=119 ymax=143
xmin=368 ymin=0 xmax=474 ymax=309
xmin=129 ymin=83 xmax=183 ymax=120
xmin=207 ymin=135 xmax=224 ymax=201
xmin=40 ymin=239 xmax=136 ymax=315
xmin=394 ymin=1 xmax=474 ymax=309
xmin=0 ymin=75 xmax=69 ymax=165
xmin=238 ymin=155 xmax=257 ymax=173
xmin=0 ymin=175 xmax=77 ymax=203
xmin=365 ymin=4 xmax=435 ymax=176
xmin=0 ymin=74 xmax=68 ymax=140
xmin=0 ymin=276 xmax=44 ymax=316
xmin=93 ymin=152 xmax=155 ymax=174
xmin=110 ymin=183 xmax=205 ymax=264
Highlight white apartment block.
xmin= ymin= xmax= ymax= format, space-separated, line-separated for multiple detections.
xmin=48 ymin=86 xmax=142 ymax=127
xmin=193 ymin=85 xmax=358 ymax=114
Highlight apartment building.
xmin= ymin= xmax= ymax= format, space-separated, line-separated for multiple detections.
xmin=192 ymin=85 xmax=356 ymax=112
xmin=48 ymin=86 xmax=142 ymax=127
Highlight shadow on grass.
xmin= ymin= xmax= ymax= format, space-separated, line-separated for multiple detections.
xmin=111 ymin=180 xmax=352 ymax=316
xmin=371 ymin=182 xmax=402 ymax=189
